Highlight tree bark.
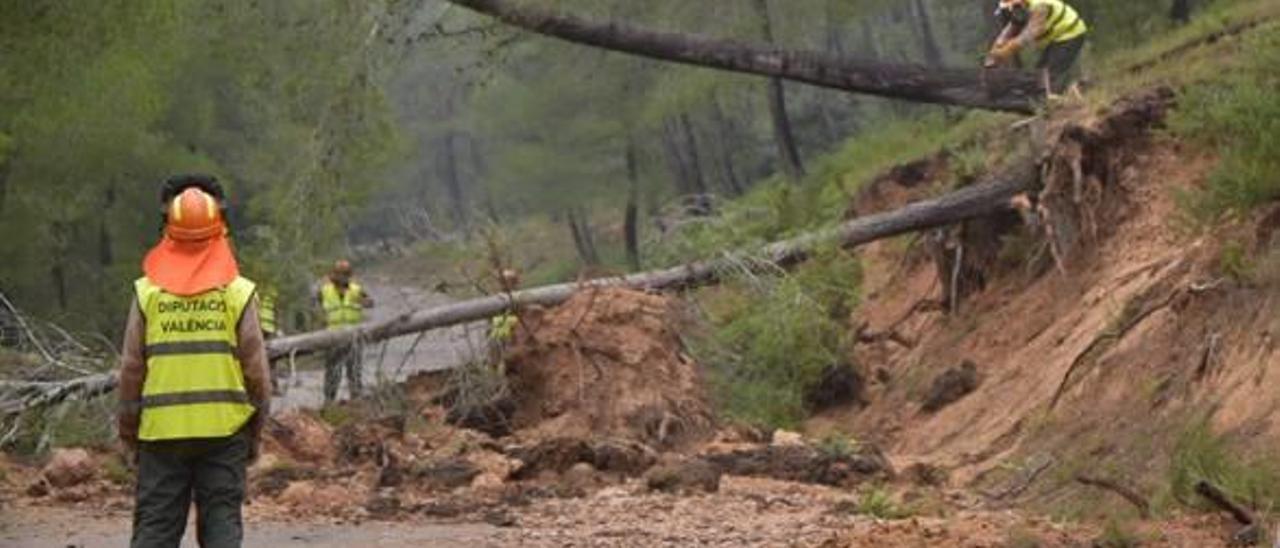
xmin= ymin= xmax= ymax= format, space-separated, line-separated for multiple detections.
xmin=265 ymin=156 xmax=1037 ymax=358
xmin=442 ymin=0 xmax=1041 ymax=113
xmin=624 ymin=141 xmax=642 ymax=271
xmin=753 ymin=0 xmax=806 ymax=181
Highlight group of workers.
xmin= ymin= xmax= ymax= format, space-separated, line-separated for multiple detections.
xmin=112 ymin=2 xmax=1089 ymax=546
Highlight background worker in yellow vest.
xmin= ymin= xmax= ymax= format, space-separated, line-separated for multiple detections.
xmin=487 ymin=269 xmax=521 ymax=371
xmin=116 ymin=174 xmax=271 ymax=548
xmin=317 ymin=259 xmax=373 ymax=404
xmin=256 ymin=284 xmax=285 ymax=395
xmin=985 ymin=0 xmax=1088 ymax=94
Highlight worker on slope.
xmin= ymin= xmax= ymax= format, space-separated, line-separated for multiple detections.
xmin=985 ymin=0 xmax=1088 ymax=94
xmin=488 ymin=269 xmax=521 ymax=372
xmin=317 ymin=259 xmax=373 ymax=404
xmin=256 ymin=283 xmax=285 ymax=394
xmin=117 ymin=174 xmax=270 ymax=548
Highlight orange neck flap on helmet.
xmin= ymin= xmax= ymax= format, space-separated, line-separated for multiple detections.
xmin=142 ymin=187 xmax=239 ymax=296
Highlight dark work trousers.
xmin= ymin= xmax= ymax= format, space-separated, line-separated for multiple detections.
xmin=322 ymin=343 xmax=362 ymax=404
xmin=131 ymin=428 xmax=250 ymax=548
xmin=1037 ymin=35 xmax=1086 ymax=92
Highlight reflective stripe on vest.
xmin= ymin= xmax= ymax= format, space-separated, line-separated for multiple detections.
xmin=135 ymin=276 xmax=257 ymax=441
xmin=321 ymin=281 xmax=364 ymax=328
xmin=1030 ymin=0 xmax=1087 ymax=46
xmin=259 ymin=289 xmax=278 ymax=335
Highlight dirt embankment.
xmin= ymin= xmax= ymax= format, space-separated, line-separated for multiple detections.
xmin=819 ymin=87 xmax=1280 ymax=542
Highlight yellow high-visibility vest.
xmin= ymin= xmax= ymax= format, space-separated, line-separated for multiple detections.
xmin=135 ymin=276 xmax=257 ymax=441
xmin=1030 ymin=0 xmax=1087 ymax=47
xmin=320 ymin=281 xmax=365 ymax=328
xmin=490 ymin=313 xmax=517 ymax=342
xmin=259 ymin=288 xmax=278 ymax=335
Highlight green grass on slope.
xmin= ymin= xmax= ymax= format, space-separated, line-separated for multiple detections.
xmin=1168 ymin=22 xmax=1280 ymax=222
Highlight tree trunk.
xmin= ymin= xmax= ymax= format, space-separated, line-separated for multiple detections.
xmin=662 ymin=118 xmax=694 ymax=196
xmin=442 ymin=0 xmax=1041 ymax=113
xmin=440 ymin=131 xmax=469 ymax=233
xmin=677 ymin=113 xmax=708 ymax=195
xmin=913 ymin=0 xmax=945 ymax=67
xmin=264 ymin=155 xmax=1037 ymax=358
xmin=566 ymin=207 xmax=599 ymax=265
xmin=709 ymin=97 xmax=746 ymax=196
xmin=624 ymin=141 xmax=642 ymax=271
xmin=1170 ymin=0 xmax=1192 ymax=24
xmin=753 ymin=0 xmax=806 ymax=181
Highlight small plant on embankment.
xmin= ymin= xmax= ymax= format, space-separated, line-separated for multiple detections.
xmin=686 ymin=246 xmax=861 ymax=429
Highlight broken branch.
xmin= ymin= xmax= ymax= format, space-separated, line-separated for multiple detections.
xmin=1195 ymin=479 xmax=1256 ymax=526
xmin=1075 ymin=474 xmax=1152 ymax=518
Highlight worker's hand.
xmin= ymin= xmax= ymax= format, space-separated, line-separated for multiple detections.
xmin=983 ymin=55 xmax=999 ymax=69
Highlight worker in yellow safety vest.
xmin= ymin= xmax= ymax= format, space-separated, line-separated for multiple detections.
xmin=317 ymin=260 xmax=373 ymax=404
xmin=485 ymin=268 xmax=522 ymax=375
xmin=257 ymin=284 xmax=286 ymax=395
xmin=116 ymin=174 xmax=270 ymax=547
xmin=985 ymin=0 xmax=1088 ymax=93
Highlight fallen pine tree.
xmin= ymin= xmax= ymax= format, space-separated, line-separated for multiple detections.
xmin=265 ymin=156 xmax=1038 ymax=359
xmin=441 ymin=0 xmax=1043 ymax=113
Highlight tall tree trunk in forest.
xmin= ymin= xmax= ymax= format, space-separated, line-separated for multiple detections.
xmin=466 ymin=134 xmax=501 ymax=224
xmin=624 ymin=141 xmax=642 ymax=271
xmin=824 ymin=0 xmax=846 ymax=54
xmin=98 ymin=186 xmax=114 ymax=266
xmin=439 ymin=131 xmax=469 ymax=234
xmin=0 ymin=158 xmax=10 ymax=212
xmin=913 ymin=0 xmax=944 ymax=67
xmin=677 ymin=113 xmax=708 ymax=195
xmin=661 ymin=118 xmax=694 ymax=196
xmin=566 ymin=207 xmax=599 ymax=265
xmin=709 ymin=97 xmax=746 ymax=197
xmin=443 ymin=0 xmax=1042 ymax=113
xmin=754 ymin=0 xmax=806 ymax=181
xmin=1171 ymin=0 xmax=1192 ymax=24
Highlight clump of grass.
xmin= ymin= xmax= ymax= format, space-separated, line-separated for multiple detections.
xmin=1167 ymin=421 xmax=1280 ymax=514
xmin=816 ymin=434 xmax=859 ymax=459
xmin=687 ymin=247 xmax=860 ymax=428
xmin=1170 ymin=25 xmax=1280 ymax=223
xmin=856 ymin=487 xmax=911 ymax=520
xmin=1095 ymin=518 xmax=1144 ymax=548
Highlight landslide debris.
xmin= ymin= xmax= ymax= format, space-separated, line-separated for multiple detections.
xmin=503 ymin=288 xmax=715 ymax=449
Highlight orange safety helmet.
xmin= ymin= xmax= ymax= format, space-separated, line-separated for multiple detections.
xmin=333 ymin=259 xmax=353 ymax=274
xmin=164 ymin=187 xmax=227 ymax=241
xmin=142 ymin=175 xmax=239 ymax=296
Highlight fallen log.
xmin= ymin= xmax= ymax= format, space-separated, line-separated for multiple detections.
xmin=442 ymin=0 xmax=1042 ymax=113
xmin=266 ymin=157 xmax=1037 ymax=358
